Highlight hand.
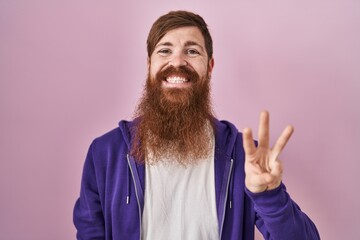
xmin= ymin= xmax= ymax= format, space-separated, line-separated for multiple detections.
xmin=242 ymin=111 xmax=294 ymax=193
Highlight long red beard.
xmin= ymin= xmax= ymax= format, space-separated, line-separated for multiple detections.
xmin=131 ymin=65 xmax=215 ymax=165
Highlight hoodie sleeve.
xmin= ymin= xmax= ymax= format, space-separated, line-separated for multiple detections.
xmin=245 ymin=183 xmax=320 ymax=240
xmin=73 ymin=141 xmax=105 ymax=239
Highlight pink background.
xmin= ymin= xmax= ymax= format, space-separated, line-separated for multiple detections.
xmin=1 ymin=1 xmax=359 ymax=239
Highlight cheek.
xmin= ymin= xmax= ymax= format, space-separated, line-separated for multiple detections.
xmin=195 ymin=65 xmax=209 ymax=78
xmin=149 ymin=60 xmax=163 ymax=78
xmin=193 ymin=59 xmax=210 ymax=76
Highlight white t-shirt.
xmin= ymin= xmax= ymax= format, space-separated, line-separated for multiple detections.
xmin=141 ymin=140 xmax=219 ymax=240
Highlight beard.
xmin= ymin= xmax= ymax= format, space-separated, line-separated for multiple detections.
xmin=131 ymin=65 xmax=215 ymax=165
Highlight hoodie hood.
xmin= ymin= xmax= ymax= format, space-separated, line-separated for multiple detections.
xmin=118 ymin=118 xmax=140 ymax=151
xmin=213 ymin=119 xmax=239 ymax=159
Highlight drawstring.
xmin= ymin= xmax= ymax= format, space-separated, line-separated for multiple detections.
xmin=229 ymin=139 xmax=236 ymax=209
xmin=126 ymin=154 xmax=130 ymax=204
xmin=229 ymin=159 xmax=234 ymax=209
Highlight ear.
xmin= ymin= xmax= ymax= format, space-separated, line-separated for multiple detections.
xmin=208 ymin=57 xmax=214 ymax=75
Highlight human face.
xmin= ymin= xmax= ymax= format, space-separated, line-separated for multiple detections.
xmin=148 ymin=26 xmax=214 ymax=89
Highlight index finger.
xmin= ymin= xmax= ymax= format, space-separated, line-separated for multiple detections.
xmin=242 ymin=128 xmax=257 ymax=156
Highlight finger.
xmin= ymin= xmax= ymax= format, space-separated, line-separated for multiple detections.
xmin=267 ymin=161 xmax=283 ymax=190
xmin=272 ymin=125 xmax=294 ymax=160
xmin=270 ymin=160 xmax=283 ymax=177
xmin=247 ymin=161 xmax=265 ymax=174
xmin=247 ymin=172 xmax=274 ymax=187
xmin=242 ymin=128 xmax=257 ymax=156
xmin=258 ymin=111 xmax=270 ymax=149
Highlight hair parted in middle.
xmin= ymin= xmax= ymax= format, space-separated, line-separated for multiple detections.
xmin=146 ymin=10 xmax=213 ymax=59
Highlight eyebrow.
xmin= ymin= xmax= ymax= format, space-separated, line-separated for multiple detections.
xmin=155 ymin=41 xmax=204 ymax=51
xmin=185 ymin=41 xmax=204 ymax=51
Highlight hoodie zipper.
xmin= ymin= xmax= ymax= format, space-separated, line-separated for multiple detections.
xmin=219 ymin=158 xmax=233 ymax=238
xmin=126 ymin=154 xmax=142 ymax=239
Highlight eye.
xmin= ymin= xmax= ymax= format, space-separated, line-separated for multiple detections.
xmin=186 ymin=48 xmax=200 ymax=56
xmin=157 ymin=48 xmax=171 ymax=56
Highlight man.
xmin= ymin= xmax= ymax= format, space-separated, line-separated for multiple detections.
xmin=73 ymin=10 xmax=320 ymax=239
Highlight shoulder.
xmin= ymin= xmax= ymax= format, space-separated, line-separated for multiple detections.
xmin=213 ymin=118 xmax=242 ymax=137
xmin=91 ymin=127 xmax=122 ymax=151
xmin=90 ymin=119 xmax=135 ymax=157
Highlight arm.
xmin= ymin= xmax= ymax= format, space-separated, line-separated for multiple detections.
xmin=243 ymin=111 xmax=320 ymax=239
xmin=73 ymin=141 xmax=105 ymax=239
xmin=246 ymin=183 xmax=320 ymax=239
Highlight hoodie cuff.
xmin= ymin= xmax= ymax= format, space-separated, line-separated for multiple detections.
xmin=245 ymin=183 xmax=289 ymax=215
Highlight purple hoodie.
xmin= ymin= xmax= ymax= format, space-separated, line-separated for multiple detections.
xmin=73 ymin=119 xmax=320 ymax=239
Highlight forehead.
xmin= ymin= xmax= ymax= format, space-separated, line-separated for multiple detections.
xmin=156 ymin=26 xmax=205 ymax=47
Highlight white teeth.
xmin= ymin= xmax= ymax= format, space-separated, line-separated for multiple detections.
xmin=166 ymin=76 xmax=188 ymax=83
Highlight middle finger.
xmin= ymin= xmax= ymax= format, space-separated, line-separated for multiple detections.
xmin=258 ymin=111 xmax=270 ymax=149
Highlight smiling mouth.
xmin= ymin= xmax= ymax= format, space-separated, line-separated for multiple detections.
xmin=166 ymin=76 xmax=189 ymax=83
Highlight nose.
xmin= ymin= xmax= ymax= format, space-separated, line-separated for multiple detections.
xmin=169 ymin=53 xmax=187 ymax=67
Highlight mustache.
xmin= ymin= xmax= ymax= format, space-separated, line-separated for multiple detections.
xmin=155 ymin=65 xmax=200 ymax=83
